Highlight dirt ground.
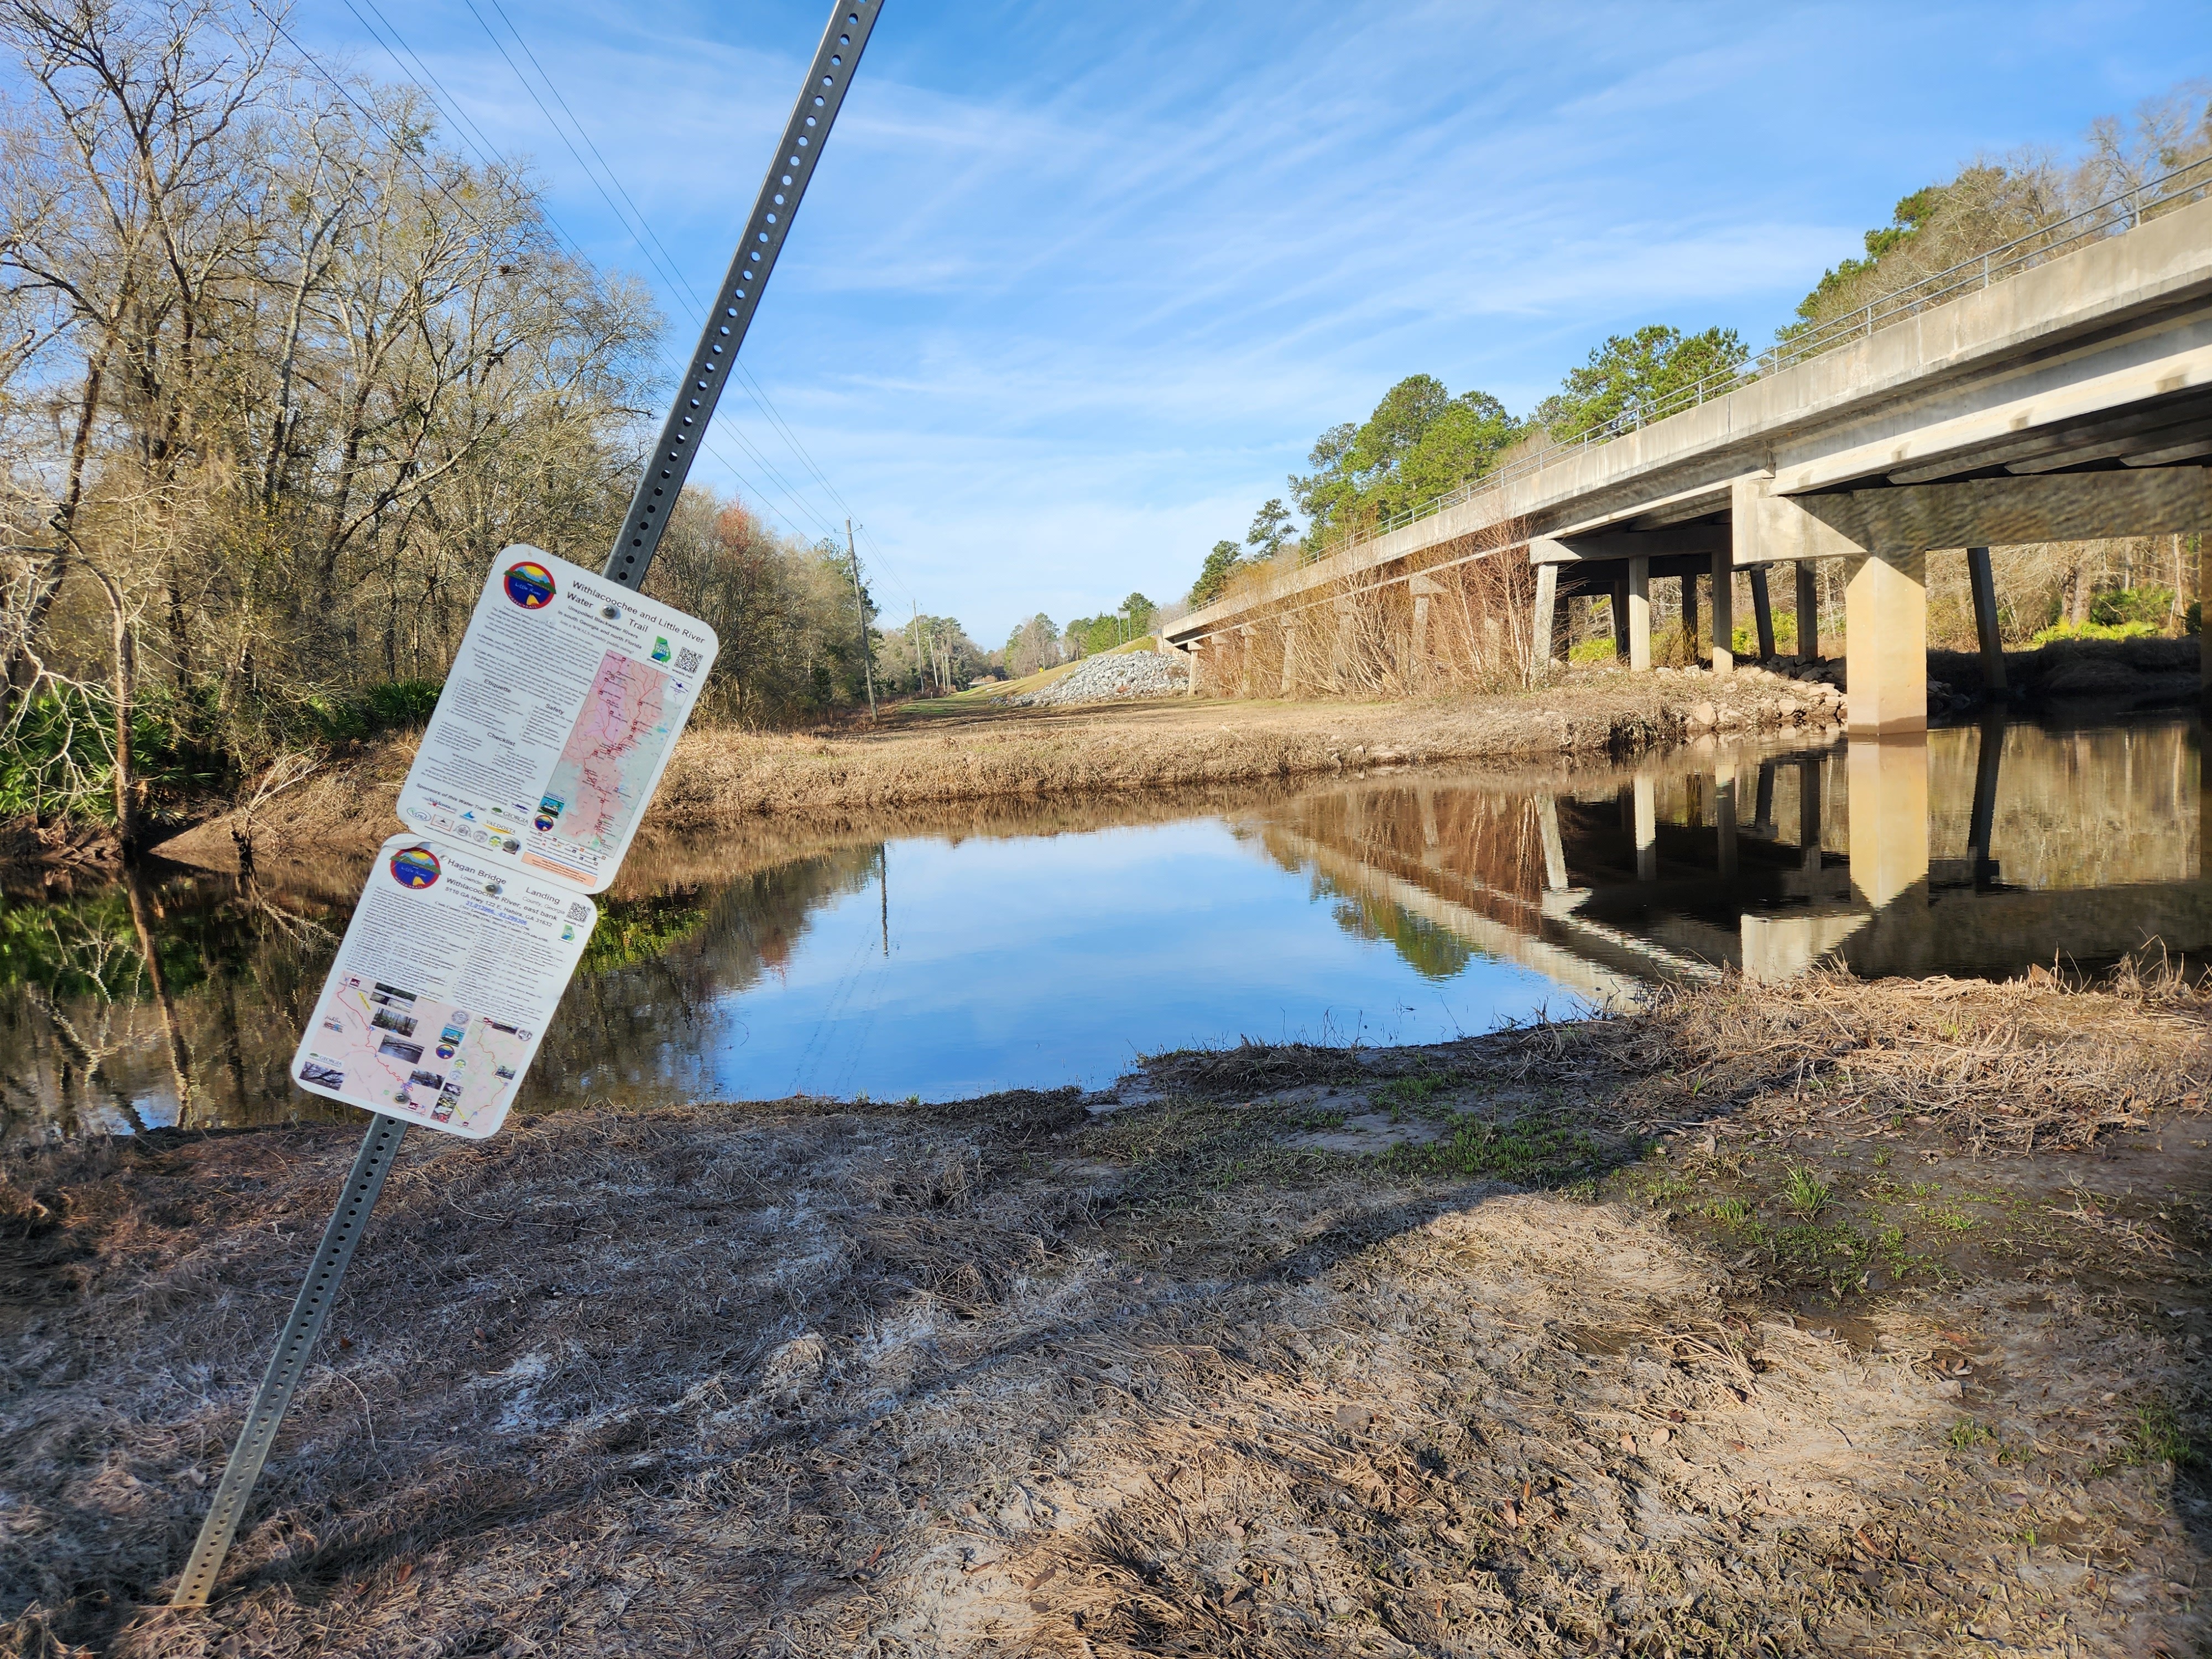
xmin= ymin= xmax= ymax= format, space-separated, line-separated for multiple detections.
xmin=4 ymin=969 xmax=2209 ymax=1657
xmin=150 ymin=667 xmax=1840 ymax=877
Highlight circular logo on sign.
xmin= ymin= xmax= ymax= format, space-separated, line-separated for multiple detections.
xmin=389 ymin=846 xmax=442 ymax=889
xmin=503 ymin=560 xmax=556 ymax=609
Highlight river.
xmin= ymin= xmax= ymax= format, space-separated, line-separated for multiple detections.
xmin=3 ymin=711 xmax=2203 ymax=1141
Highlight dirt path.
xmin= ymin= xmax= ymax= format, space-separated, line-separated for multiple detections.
xmin=3 ymin=971 xmax=2207 ymax=1656
xmin=150 ymin=667 xmax=1841 ymax=877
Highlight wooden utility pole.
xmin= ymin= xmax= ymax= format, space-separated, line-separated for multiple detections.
xmin=846 ymin=519 xmax=876 ymax=719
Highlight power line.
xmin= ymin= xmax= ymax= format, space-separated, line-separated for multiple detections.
xmin=341 ymin=0 xmax=848 ymax=537
xmin=277 ymin=0 xmax=846 ymax=545
xmin=465 ymin=1 xmax=886 ymax=552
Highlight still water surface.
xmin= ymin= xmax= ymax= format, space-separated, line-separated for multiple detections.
xmin=5 ymin=713 xmax=2204 ymax=1140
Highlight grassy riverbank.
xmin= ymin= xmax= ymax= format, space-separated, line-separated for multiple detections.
xmin=150 ymin=668 xmax=1841 ymax=877
xmin=4 ymin=968 xmax=2208 ymax=1655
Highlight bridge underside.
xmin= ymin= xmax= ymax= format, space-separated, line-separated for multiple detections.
xmin=1534 ymin=442 xmax=2212 ymax=735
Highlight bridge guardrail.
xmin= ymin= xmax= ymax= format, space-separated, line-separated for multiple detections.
xmin=1318 ymin=153 xmax=2212 ymax=562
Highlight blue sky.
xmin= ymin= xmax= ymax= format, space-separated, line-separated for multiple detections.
xmin=297 ymin=1 xmax=2207 ymax=642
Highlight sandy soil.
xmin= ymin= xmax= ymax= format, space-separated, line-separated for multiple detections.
xmin=150 ymin=667 xmax=1841 ymax=878
xmin=4 ymin=970 xmax=2208 ymax=1656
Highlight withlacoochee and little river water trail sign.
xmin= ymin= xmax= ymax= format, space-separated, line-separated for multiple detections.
xmin=173 ymin=0 xmax=879 ymax=1605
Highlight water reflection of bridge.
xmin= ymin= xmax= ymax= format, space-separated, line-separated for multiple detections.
xmin=1251 ymin=721 xmax=2209 ymax=995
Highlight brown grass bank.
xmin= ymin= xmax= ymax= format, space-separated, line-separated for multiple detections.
xmin=3 ymin=969 xmax=2209 ymax=1656
xmin=152 ymin=669 xmax=1842 ymax=877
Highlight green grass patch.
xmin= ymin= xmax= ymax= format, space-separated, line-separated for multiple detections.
xmin=1782 ymin=1164 xmax=1832 ymax=1217
xmin=1389 ymin=1112 xmax=1607 ymax=1186
xmin=1949 ymin=1417 xmax=1997 ymax=1452
xmin=2130 ymin=1401 xmax=2195 ymax=1467
xmin=1285 ymin=1105 xmax=1350 ymax=1131
xmin=1373 ymin=1071 xmax=1459 ymax=1111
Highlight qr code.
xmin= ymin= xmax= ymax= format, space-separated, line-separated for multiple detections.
xmin=675 ymin=648 xmax=701 ymax=674
xmin=567 ymin=901 xmax=590 ymax=924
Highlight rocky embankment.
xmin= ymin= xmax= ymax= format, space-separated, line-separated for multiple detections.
xmin=1004 ymin=649 xmax=1187 ymax=706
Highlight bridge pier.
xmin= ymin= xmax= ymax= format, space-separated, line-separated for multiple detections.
xmin=1966 ymin=545 xmax=2007 ymax=695
xmin=1843 ymin=551 xmax=1928 ymax=733
xmin=1627 ymin=557 xmax=1652 ymax=671
xmin=1533 ymin=565 xmax=1559 ymax=668
xmin=1680 ymin=572 xmax=1699 ymax=665
xmin=1748 ymin=567 xmax=1776 ymax=660
xmin=1794 ymin=561 xmax=1821 ymax=663
xmin=1709 ymin=550 xmax=1734 ymax=675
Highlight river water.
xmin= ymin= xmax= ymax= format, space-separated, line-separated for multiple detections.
xmin=4 ymin=712 xmax=2204 ymax=1142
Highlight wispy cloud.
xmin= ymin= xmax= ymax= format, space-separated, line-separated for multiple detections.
xmin=295 ymin=0 xmax=2201 ymax=638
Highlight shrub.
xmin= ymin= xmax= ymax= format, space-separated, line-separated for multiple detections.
xmin=304 ymin=679 xmax=445 ymax=742
xmin=2030 ymin=618 xmax=2158 ymax=646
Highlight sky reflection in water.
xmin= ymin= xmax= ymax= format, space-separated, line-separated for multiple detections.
xmin=609 ymin=821 xmax=1571 ymax=1105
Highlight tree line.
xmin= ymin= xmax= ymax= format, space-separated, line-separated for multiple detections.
xmin=0 ymin=0 xmax=946 ymax=843
xmin=1188 ymin=82 xmax=2212 ymax=630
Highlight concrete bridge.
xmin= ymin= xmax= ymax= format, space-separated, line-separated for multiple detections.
xmin=1166 ymin=173 xmax=2212 ymax=733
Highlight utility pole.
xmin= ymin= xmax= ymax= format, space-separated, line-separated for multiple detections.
xmin=846 ymin=519 xmax=875 ymax=719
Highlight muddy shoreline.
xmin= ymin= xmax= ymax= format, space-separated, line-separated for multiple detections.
xmin=4 ymin=969 xmax=2208 ymax=1655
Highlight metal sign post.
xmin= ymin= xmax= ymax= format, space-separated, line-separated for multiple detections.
xmin=606 ymin=2 xmax=883 ymax=588
xmin=171 ymin=1114 xmax=407 ymax=1606
xmin=170 ymin=0 xmax=881 ymax=1608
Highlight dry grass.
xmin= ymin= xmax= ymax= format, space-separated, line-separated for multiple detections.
xmin=149 ymin=675 xmax=1843 ymax=878
xmin=1198 ymin=530 xmax=1540 ymax=702
xmin=1578 ymin=964 xmax=2212 ymax=1155
xmin=4 ymin=971 xmax=2210 ymax=1656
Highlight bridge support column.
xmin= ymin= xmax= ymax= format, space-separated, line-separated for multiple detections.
xmin=1538 ymin=795 xmax=1568 ymax=891
xmin=1846 ymin=735 xmax=1930 ymax=910
xmin=1408 ymin=574 xmax=1443 ymax=690
xmin=1715 ymin=761 xmax=1738 ymax=880
xmin=1709 ymin=551 xmax=1734 ymax=675
xmin=1610 ymin=577 xmax=1630 ymax=661
xmin=1185 ymin=639 xmax=1202 ymax=697
xmin=1680 ymin=573 xmax=1699 ymax=665
xmin=1634 ymin=773 xmax=1657 ymax=880
xmin=1798 ymin=756 xmax=1823 ymax=872
xmin=1968 ymin=718 xmax=2003 ymax=886
xmin=1748 ymin=567 xmax=1776 ymax=661
xmin=1627 ymin=557 xmax=1652 ymax=671
xmin=1794 ymin=560 xmax=1822 ymax=663
xmin=1533 ymin=564 xmax=1560 ymax=667
xmin=1844 ymin=551 xmax=1928 ymax=733
xmin=1966 ymin=545 xmax=2007 ymax=695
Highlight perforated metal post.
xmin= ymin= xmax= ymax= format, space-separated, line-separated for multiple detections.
xmin=171 ymin=1113 xmax=408 ymax=1607
xmin=603 ymin=0 xmax=884 ymax=590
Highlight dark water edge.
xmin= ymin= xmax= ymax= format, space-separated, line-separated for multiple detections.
xmin=2 ymin=711 xmax=2203 ymax=1144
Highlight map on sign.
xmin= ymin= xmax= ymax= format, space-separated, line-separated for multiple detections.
xmin=293 ymin=832 xmax=594 ymax=1140
xmin=536 ymin=649 xmax=676 ymax=858
xmin=300 ymin=979 xmax=534 ymax=1132
xmin=394 ymin=547 xmax=717 ymax=894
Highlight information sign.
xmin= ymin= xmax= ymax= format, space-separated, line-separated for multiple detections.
xmin=396 ymin=547 xmax=719 ymax=894
xmin=289 ymin=831 xmax=596 ymax=1140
